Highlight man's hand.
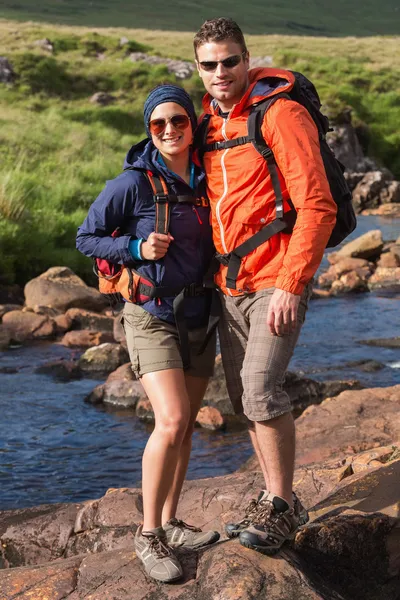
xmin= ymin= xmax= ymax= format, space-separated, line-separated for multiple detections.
xmin=141 ymin=232 xmax=174 ymax=260
xmin=267 ymin=289 xmax=301 ymax=337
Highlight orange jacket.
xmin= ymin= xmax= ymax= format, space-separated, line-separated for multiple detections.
xmin=200 ymin=68 xmax=337 ymax=296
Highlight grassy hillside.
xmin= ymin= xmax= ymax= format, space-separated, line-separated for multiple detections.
xmin=1 ymin=0 xmax=400 ymax=36
xmin=0 ymin=19 xmax=399 ymax=286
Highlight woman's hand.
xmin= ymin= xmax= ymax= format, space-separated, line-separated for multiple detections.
xmin=141 ymin=232 xmax=174 ymax=260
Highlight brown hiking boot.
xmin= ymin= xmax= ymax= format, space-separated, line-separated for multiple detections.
xmin=239 ymin=493 xmax=300 ymax=555
xmin=164 ymin=518 xmax=220 ymax=549
xmin=134 ymin=525 xmax=183 ymax=583
xmin=225 ymin=490 xmax=308 ymax=539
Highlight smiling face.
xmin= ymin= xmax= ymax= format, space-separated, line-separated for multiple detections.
xmin=196 ymin=41 xmax=250 ymax=112
xmin=149 ymin=102 xmax=193 ymax=161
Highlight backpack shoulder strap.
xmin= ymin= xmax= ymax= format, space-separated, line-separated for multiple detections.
xmin=193 ymin=113 xmax=211 ymax=164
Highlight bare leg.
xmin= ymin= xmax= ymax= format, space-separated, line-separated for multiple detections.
xmin=254 ymin=412 xmax=295 ymax=506
xmin=140 ymin=368 xmax=190 ymax=531
xmin=247 ymin=422 xmax=270 ymax=491
xmin=161 ymin=375 xmax=209 ymax=524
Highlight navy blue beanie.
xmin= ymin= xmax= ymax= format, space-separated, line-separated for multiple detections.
xmin=143 ymin=84 xmax=197 ymax=137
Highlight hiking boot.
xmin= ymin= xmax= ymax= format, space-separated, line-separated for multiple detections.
xmin=163 ymin=518 xmax=220 ymax=550
xmin=239 ymin=493 xmax=300 ymax=555
xmin=134 ymin=525 xmax=183 ymax=583
xmin=225 ymin=490 xmax=308 ymax=539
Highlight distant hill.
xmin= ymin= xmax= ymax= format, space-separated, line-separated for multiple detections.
xmin=1 ymin=0 xmax=400 ymax=37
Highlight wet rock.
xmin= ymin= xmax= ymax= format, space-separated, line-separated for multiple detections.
xmin=362 ymin=202 xmax=400 ymax=217
xmin=196 ymin=406 xmax=226 ymax=431
xmin=129 ymin=52 xmax=195 ymax=79
xmin=330 ymin=270 xmax=369 ymax=294
xmin=65 ymin=307 xmax=114 ymax=332
xmin=319 ymin=379 xmax=362 ymax=397
xmin=78 ymin=343 xmax=129 ymax=374
xmin=333 ymin=257 xmax=373 ymax=277
xmin=0 ymin=304 xmax=22 ymax=319
xmin=330 ymin=229 xmax=384 ymax=262
xmin=0 ymin=56 xmax=16 ymax=83
xmin=368 ymin=266 xmax=400 ymax=291
xmin=61 ymin=329 xmax=115 ymax=348
xmin=0 ymin=326 xmax=11 ymax=350
xmin=352 ymin=169 xmax=394 ymax=213
xmin=35 ymin=359 xmax=81 ymax=380
xmin=317 ymin=265 xmax=337 ymax=289
xmin=90 ymin=91 xmax=115 ymax=105
xmin=344 ymin=359 xmax=385 ymax=373
xmin=2 ymin=310 xmax=56 ymax=342
xmin=84 ymin=363 xmax=143 ymax=407
xmin=24 ymin=266 xmax=107 ymax=313
xmin=377 ymin=251 xmax=400 ymax=268
xmin=135 ymin=398 xmax=154 ymax=422
xmin=358 ymin=337 xmax=400 ymax=349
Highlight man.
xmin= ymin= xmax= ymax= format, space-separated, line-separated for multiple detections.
xmin=193 ymin=17 xmax=337 ymax=555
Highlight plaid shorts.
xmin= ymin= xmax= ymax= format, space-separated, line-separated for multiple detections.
xmin=218 ymin=285 xmax=313 ymax=422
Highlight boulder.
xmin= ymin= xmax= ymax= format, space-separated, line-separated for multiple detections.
xmin=24 ymin=267 xmax=107 ymax=313
xmin=53 ymin=312 xmax=73 ymax=334
xmin=332 ymin=257 xmax=372 ymax=277
xmin=195 ymin=406 xmax=226 ymax=431
xmin=60 ymin=329 xmax=115 ymax=348
xmin=330 ymin=270 xmax=369 ymax=294
xmin=0 ymin=326 xmax=11 ymax=350
xmin=2 ymin=310 xmax=56 ymax=342
xmin=362 ymin=202 xmax=400 ymax=217
xmin=129 ymin=52 xmax=195 ymax=79
xmin=84 ymin=363 xmax=142 ymax=406
xmin=327 ymin=114 xmax=372 ymax=173
xmin=135 ymin=398 xmax=154 ymax=422
xmin=332 ymin=229 xmax=384 ymax=261
xmin=0 ymin=446 xmax=398 ymax=600
xmin=0 ymin=304 xmax=23 ymax=319
xmin=113 ymin=310 xmax=126 ymax=346
xmin=78 ymin=343 xmax=129 ymax=374
xmin=368 ymin=267 xmax=400 ymax=291
xmin=64 ymin=307 xmax=114 ymax=332
xmin=0 ymin=57 xmax=16 ymax=83
xmin=35 ymin=359 xmax=81 ymax=380
xmin=377 ymin=252 xmax=400 ymax=268
xmin=358 ymin=337 xmax=400 ymax=349
xmin=33 ymin=38 xmax=54 ymax=52
xmin=352 ymin=170 xmax=394 ymax=213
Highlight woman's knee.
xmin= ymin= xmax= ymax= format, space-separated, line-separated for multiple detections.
xmin=155 ymin=411 xmax=190 ymax=445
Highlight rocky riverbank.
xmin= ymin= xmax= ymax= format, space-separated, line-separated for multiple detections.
xmin=0 ymin=383 xmax=399 ymax=600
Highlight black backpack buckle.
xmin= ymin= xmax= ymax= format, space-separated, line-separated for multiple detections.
xmin=184 ymin=283 xmax=201 ymax=297
xmin=215 ymin=252 xmax=231 ymax=267
xmin=154 ymin=194 xmax=169 ymax=203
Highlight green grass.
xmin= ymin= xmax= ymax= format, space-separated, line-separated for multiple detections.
xmin=0 ymin=19 xmax=399 ymax=285
xmin=0 ymin=0 xmax=399 ymax=36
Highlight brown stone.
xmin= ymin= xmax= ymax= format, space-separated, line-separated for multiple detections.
xmin=135 ymin=398 xmax=154 ymax=421
xmin=2 ymin=309 xmax=56 ymax=342
xmin=53 ymin=312 xmax=73 ymax=334
xmin=362 ymin=202 xmax=400 ymax=217
xmin=78 ymin=342 xmax=129 ymax=374
xmin=333 ymin=257 xmax=371 ymax=277
xmin=24 ymin=266 xmax=107 ymax=313
xmin=0 ymin=304 xmax=22 ymax=319
xmin=368 ymin=266 xmax=400 ymax=291
xmin=377 ymin=252 xmax=400 ymax=268
xmin=196 ymin=406 xmax=226 ymax=431
xmin=331 ymin=270 xmax=369 ymax=294
xmin=317 ymin=265 xmax=338 ymax=289
xmin=334 ymin=229 xmax=384 ymax=261
xmin=65 ymin=307 xmax=114 ymax=332
xmin=60 ymin=329 xmax=115 ymax=348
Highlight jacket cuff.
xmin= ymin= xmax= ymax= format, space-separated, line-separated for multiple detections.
xmin=274 ymin=276 xmax=305 ymax=295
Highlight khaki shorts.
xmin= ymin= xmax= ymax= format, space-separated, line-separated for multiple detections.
xmin=122 ymin=302 xmax=216 ymax=379
xmin=218 ymin=285 xmax=313 ymax=422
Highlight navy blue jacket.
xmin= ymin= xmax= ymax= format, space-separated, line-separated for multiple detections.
xmin=76 ymin=139 xmax=214 ymax=328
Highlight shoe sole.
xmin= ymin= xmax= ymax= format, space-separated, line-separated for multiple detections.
xmin=239 ymin=536 xmax=281 ymax=555
xmin=169 ymin=532 xmax=221 ymax=550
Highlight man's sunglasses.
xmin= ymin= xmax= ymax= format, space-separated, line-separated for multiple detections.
xmin=148 ymin=114 xmax=191 ymax=136
xmin=198 ymin=53 xmax=246 ymax=72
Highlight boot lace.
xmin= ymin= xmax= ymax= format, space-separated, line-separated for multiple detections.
xmin=168 ymin=518 xmax=201 ymax=532
xmin=142 ymin=532 xmax=172 ymax=558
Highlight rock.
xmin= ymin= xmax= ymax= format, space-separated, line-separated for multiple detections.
xmin=0 ymin=284 xmax=23 ymax=304
xmin=319 ymin=379 xmax=362 ymax=397
xmin=0 ymin=304 xmax=22 ymax=319
xmin=368 ymin=266 xmax=400 ymax=291
xmin=196 ymin=406 xmax=226 ymax=431
xmin=64 ymin=307 xmax=114 ymax=332
xmin=358 ymin=337 xmax=400 ymax=348
xmin=33 ymin=38 xmax=54 ymax=52
xmin=317 ymin=265 xmax=337 ymax=288
xmin=35 ymin=359 xmax=81 ymax=380
xmin=352 ymin=169 xmax=394 ymax=213
xmin=327 ymin=114 xmax=375 ymax=173
xmin=24 ymin=267 xmax=107 ymax=313
xmin=136 ymin=398 xmax=154 ymax=422
xmin=113 ymin=311 xmax=126 ymax=346
xmin=2 ymin=310 xmax=56 ymax=342
xmin=283 ymin=371 xmax=321 ymax=416
xmin=311 ymin=288 xmax=332 ymax=298
xmin=129 ymin=52 xmax=195 ymax=79
xmin=345 ymin=359 xmax=385 ymax=373
xmin=84 ymin=382 xmax=105 ymax=405
xmin=53 ymin=312 xmax=73 ymax=334
xmin=333 ymin=229 xmax=384 ymax=261
xmin=0 ymin=56 xmax=16 ymax=83
xmin=202 ymin=354 xmax=234 ymax=415
xmin=60 ymin=329 xmax=115 ymax=348
xmin=377 ymin=252 xmax=400 ymax=268
xmin=249 ymin=55 xmax=273 ymax=67
xmin=78 ymin=343 xmax=129 ymax=374
xmin=381 ymin=179 xmax=400 ymax=204
xmin=344 ymin=170 xmax=367 ymax=191
xmin=0 ymin=326 xmax=11 ymax=350
xmin=295 ymin=384 xmax=400 ymax=465
xmin=90 ymin=91 xmax=115 ymax=106
xmin=362 ymin=202 xmax=400 ymax=217
xmin=333 ymin=257 xmax=372 ymax=277
xmin=0 ymin=445 xmax=398 ymax=599
xmin=119 ymin=36 xmax=129 ymax=47
xmin=330 ymin=270 xmax=369 ymax=294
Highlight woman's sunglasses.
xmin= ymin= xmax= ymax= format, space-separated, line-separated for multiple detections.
xmin=198 ymin=53 xmax=246 ymax=72
xmin=149 ymin=114 xmax=190 ymax=136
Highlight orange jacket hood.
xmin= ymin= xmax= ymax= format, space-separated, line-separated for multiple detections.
xmin=201 ymin=67 xmax=296 ymax=117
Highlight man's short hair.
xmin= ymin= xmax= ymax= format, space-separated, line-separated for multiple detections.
xmin=193 ymin=17 xmax=248 ymax=57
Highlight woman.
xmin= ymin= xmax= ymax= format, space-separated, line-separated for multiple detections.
xmin=76 ymin=85 xmax=219 ymax=583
